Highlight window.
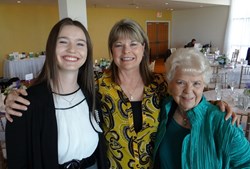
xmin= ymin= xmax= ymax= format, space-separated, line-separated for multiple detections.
xmin=224 ymin=0 xmax=250 ymax=61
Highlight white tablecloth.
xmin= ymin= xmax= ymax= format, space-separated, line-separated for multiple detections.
xmin=3 ymin=56 xmax=45 ymax=80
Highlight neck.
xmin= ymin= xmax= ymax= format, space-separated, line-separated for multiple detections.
xmin=119 ymin=70 xmax=141 ymax=83
xmin=175 ymin=107 xmax=190 ymax=128
xmin=118 ymin=70 xmax=144 ymax=101
xmin=52 ymin=72 xmax=79 ymax=94
xmin=177 ymin=107 xmax=187 ymax=117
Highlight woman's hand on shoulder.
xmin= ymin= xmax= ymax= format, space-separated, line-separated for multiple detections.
xmin=5 ymin=88 xmax=30 ymax=122
xmin=215 ymin=100 xmax=239 ymax=126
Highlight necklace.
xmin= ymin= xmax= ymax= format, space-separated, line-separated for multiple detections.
xmin=61 ymin=93 xmax=77 ymax=105
xmin=177 ymin=108 xmax=189 ymax=126
xmin=53 ymin=87 xmax=80 ymax=105
xmin=121 ymin=79 xmax=141 ymax=101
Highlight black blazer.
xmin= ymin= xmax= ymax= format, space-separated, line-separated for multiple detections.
xmin=6 ymin=82 xmax=107 ymax=169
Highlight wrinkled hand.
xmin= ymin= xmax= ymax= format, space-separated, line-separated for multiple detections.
xmin=216 ymin=100 xmax=239 ymax=126
xmin=5 ymin=88 xmax=30 ymax=122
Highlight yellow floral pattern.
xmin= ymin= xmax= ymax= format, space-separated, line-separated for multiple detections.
xmin=96 ymin=71 xmax=168 ymax=169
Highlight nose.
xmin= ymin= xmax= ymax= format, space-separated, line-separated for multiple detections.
xmin=183 ymin=83 xmax=193 ymax=94
xmin=123 ymin=44 xmax=131 ymax=54
xmin=68 ymin=43 xmax=76 ymax=53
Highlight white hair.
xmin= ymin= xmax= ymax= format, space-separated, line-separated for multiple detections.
xmin=165 ymin=48 xmax=212 ymax=84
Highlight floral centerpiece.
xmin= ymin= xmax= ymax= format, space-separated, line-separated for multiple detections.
xmin=243 ymin=83 xmax=250 ymax=97
xmin=99 ymin=58 xmax=111 ymax=69
xmin=216 ymin=54 xmax=229 ymax=66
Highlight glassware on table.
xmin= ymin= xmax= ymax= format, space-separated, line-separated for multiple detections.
xmin=215 ymin=82 xmax=222 ymax=100
xmin=243 ymin=96 xmax=250 ymax=113
xmin=228 ymin=80 xmax=236 ymax=94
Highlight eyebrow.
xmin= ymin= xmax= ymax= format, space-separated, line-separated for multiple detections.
xmin=57 ymin=36 xmax=86 ymax=43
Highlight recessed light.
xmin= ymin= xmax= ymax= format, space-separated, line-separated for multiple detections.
xmin=17 ymin=1 xmax=21 ymax=3
xmin=165 ymin=3 xmax=168 ymax=5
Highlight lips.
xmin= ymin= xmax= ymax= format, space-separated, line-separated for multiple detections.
xmin=121 ymin=57 xmax=134 ymax=61
xmin=181 ymin=96 xmax=195 ymax=101
xmin=63 ymin=55 xmax=78 ymax=61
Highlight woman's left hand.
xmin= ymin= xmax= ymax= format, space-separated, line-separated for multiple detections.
xmin=216 ymin=100 xmax=238 ymax=125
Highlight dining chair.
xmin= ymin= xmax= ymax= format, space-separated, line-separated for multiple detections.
xmin=239 ymin=65 xmax=250 ymax=88
xmin=231 ymin=49 xmax=239 ymax=63
xmin=205 ymin=65 xmax=219 ymax=90
xmin=206 ymin=65 xmax=228 ymax=90
xmin=237 ymin=112 xmax=250 ymax=141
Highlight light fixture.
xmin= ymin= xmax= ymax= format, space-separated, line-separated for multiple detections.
xmin=17 ymin=1 xmax=21 ymax=3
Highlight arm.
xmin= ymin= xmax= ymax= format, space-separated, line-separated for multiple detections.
xmin=211 ymin=100 xmax=238 ymax=125
xmin=4 ymin=88 xmax=30 ymax=122
xmin=222 ymin=123 xmax=250 ymax=168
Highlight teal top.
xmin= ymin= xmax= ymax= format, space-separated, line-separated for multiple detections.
xmin=159 ymin=118 xmax=190 ymax=169
xmin=153 ymin=96 xmax=250 ymax=169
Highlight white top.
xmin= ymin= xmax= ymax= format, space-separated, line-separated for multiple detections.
xmin=53 ymin=89 xmax=101 ymax=164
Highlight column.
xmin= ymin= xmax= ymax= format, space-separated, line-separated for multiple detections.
xmin=58 ymin=0 xmax=88 ymax=28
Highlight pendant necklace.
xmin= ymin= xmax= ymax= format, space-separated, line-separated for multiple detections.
xmin=53 ymin=87 xmax=80 ymax=105
xmin=61 ymin=93 xmax=77 ymax=105
xmin=177 ymin=108 xmax=189 ymax=126
xmin=122 ymin=79 xmax=140 ymax=101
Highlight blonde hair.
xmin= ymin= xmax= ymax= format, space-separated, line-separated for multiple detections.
xmin=165 ymin=48 xmax=212 ymax=84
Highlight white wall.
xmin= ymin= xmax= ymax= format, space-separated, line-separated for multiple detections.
xmin=171 ymin=6 xmax=229 ymax=51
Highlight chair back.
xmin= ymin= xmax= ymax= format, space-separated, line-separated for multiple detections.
xmin=239 ymin=65 xmax=250 ymax=88
xmin=237 ymin=112 xmax=250 ymax=141
xmin=206 ymin=65 xmax=227 ymax=90
xmin=231 ymin=49 xmax=239 ymax=63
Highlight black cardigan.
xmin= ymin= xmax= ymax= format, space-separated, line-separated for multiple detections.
xmin=6 ymin=82 xmax=107 ymax=169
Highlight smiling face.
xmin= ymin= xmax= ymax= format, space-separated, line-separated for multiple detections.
xmin=111 ymin=36 xmax=145 ymax=71
xmin=167 ymin=67 xmax=205 ymax=111
xmin=56 ymin=25 xmax=87 ymax=74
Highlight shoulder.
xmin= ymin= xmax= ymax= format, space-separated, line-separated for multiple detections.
xmin=150 ymin=73 xmax=168 ymax=97
xmin=199 ymin=99 xmax=226 ymax=122
xmin=152 ymin=73 xmax=166 ymax=83
xmin=26 ymin=82 xmax=52 ymax=103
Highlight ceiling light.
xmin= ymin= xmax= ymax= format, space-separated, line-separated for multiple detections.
xmin=17 ymin=1 xmax=21 ymax=3
xmin=165 ymin=3 xmax=168 ymax=5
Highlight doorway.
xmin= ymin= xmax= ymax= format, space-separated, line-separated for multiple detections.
xmin=146 ymin=21 xmax=170 ymax=62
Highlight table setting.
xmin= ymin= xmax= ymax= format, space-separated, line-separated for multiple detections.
xmin=204 ymin=88 xmax=250 ymax=114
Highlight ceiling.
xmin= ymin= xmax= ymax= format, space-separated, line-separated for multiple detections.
xmin=1 ymin=0 xmax=227 ymax=10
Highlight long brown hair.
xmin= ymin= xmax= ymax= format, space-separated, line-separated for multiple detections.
xmin=34 ymin=18 xmax=95 ymax=111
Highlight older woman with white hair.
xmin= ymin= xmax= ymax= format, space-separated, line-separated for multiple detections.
xmin=153 ymin=48 xmax=250 ymax=169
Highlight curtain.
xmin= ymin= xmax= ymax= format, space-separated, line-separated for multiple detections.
xmin=223 ymin=0 xmax=250 ymax=61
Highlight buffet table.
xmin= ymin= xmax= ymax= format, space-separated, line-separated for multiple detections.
xmin=3 ymin=56 xmax=45 ymax=80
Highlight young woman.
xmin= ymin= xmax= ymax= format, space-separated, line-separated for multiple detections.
xmin=6 ymin=18 xmax=106 ymax=169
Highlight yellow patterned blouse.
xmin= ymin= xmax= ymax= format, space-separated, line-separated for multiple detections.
xmin=96 ymin=70 xmax=168 ymax=169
